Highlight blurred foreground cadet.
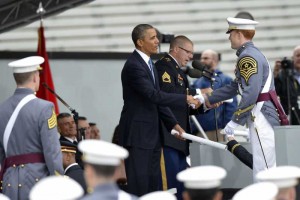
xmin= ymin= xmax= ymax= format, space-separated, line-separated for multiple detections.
xmin=29 ymin=175 xmax=83 ymax=200
xmin=79 ymin=139 xmax=137 ymax=200
xmin=0 ymin=56 xmax=63 ymax=199
xmin=0 ymin=194 xmax=10 ymax=200
xmin=177 ymin=165 xmax=227 ymax=200
xmin=233 ymin=182 xmax=278 ymax=200
xmin=257 ymin=166 xmax=300 ymax=200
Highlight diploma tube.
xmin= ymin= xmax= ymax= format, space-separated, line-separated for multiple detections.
xmin=171 ymin=130 xmax=227 ymax=150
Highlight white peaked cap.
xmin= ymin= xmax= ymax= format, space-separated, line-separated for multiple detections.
xmin=176 ymin=165 xmax=227 ymax=189
xmin=8 ymin=56 xmax=44 ymax=73
xmin=29 ymin=176 xmax=84 ymax=200
xmin=233 ymin=182 xmax=278 ymax=200
xmin=0 ymin=194 xmax=10 ymax=200
xmin=78 ymin=139 xmax=128 ymax=166
xmin=139 ymin=191 xmax=177 ymax=200
xmin=256 ymin=166 xmax=300 ymax=188
xmin=226 ymin=17 xmax=259 ymax=33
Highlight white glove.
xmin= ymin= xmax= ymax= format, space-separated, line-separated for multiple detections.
xmin=193 ymin=93 xmax=205 ymax=104
xmin=221 ymin=120 xmax=239 ymax=136
xmin=189 ymin=93 xmax=204 ymax=109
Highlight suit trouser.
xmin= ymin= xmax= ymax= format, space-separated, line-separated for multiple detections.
xmin=159 ymin=146 xmax=188 ymax=200
xmin=248 ymin=110 xmax=276 ymax=181
xmin=124 ymin=147 xmax=160 ymax=196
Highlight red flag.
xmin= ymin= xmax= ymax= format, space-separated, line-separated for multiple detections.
xmin=36 ymin=23 xmax=59 ymax=114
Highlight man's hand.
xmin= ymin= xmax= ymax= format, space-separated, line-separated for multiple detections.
xmin=187 ymin=95 xmax=201 ymax=109
xmin=172 ymin=124 xmax=185 ymax=140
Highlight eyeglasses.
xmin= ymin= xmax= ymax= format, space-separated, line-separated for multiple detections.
xmin=178 ymin=46 xmax=193 ymax=55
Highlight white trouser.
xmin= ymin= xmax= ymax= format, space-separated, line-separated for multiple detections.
xmin=248 ymin=110 xmax=276 ymax=181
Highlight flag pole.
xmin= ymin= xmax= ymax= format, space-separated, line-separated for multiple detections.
xmin=36 ymin=3 xmax=83 ymax=141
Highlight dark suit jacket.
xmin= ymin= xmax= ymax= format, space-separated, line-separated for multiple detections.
xmin=119 ymin=50 xmax=186 ymax=149
xmin=65 ymin=164 xmax=87 ymax=193
xmin=155 ymin=54 xmax=203 ymax=155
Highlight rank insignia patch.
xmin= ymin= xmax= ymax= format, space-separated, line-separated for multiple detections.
xmin=48 ymin=109 xmax=57 ymax=129
xmin=238 ymin=56 xmax=257 ymax=84
xmin=162 ymin=71 xmax=171 ymax=83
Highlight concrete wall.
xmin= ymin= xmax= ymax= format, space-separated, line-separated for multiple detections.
xmin=0 ymin=58 xmax=126 ymax=142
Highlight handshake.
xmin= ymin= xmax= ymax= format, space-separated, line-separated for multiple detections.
xmin=186 ymin=88 xmax=222 ymax=110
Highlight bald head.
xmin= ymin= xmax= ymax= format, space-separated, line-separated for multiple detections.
xmin=293 ymin=45 xmax=300 ymax=71
xmin=200 ymin=49 xmax=219 ymax=71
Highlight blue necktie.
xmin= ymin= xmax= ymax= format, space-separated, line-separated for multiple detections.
xmin=148 ymin=59 xmax=155 ymax=84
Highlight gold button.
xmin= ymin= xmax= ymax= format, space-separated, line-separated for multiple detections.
xmin=21 ymin=164 xmax=25 ymax=168
xmin=1 ymin=181 xmax=2 ymax=183
xmin=13 ymin=164 xmax=16 ymax=168
xmin=35 ymin=178 xmax=39 ymax=182
xmin=0 ymin=187 xmax=2 ymax=190
xmin=18 ymin=184 xmax=22 ymax=187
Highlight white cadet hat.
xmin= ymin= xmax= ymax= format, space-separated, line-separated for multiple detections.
xmin=177 ymin=165 xmax=227 ymax=189
xmin=8 ymin=56 xmax=44 ymax=73
xmin=233 ymin=182 xmax=278 ymax=200
xmin=29 ymin=176 xmax=84 ymax=200
xmin=0 ymin=194 xmax=10 ymax=200
xmin=226 ymin=17 xmax=259 ymax=34
xmin=256 ymin=166 xmax=300 ymax=188
xmin=78 ymin=139 xmax=128 ymax=166
xmin=139 ymin=191 xmax=176 ymax=200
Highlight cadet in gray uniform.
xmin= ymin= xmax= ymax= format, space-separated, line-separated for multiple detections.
xmin=0 ymin=56 xmax=64 ymax=200
xmin=204 ymin=18 xmax=287 ymax=180
xmin=78 ymin=140 xmax=137 ymax=200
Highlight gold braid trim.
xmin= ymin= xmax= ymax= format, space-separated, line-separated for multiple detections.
xmin=231 ymin=144 xmax=241 ymax=154
xmin=234 ymin=104 xmax=255 ymax=116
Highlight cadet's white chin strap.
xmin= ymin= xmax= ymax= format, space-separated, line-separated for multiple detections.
xmin=3 ymin=94 xmax=36 ymax=153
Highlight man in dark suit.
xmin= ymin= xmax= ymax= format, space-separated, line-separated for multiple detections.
xmin=118 ymin=24 xmax=200 ymax=196
xmin=60 ymin=140 xmax=87 ymax=193
xmin=155 ymin=35 xmax=205 ymax=200
xmin=57 ymin=113 xmax=77 ymax=144
xmin=57 ymin=113 xmax=83 ymax=168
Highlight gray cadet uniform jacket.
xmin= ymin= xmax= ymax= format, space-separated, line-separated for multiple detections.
xmin=80 ymin=183 xmax=137 ymax=200
xmin=0 ymin=88 xmax=63 ymax=200
xmin=208 ymin=41 xmax=280 ymax=126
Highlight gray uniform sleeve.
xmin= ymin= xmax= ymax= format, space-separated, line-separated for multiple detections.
xmin=207 ymin=80 xmax=239 ymax=104
xmin=39 ymin=104 xmax=64 ymax=175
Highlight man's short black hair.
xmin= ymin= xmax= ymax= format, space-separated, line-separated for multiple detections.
xmin=89 ymin=122 xmax=96 ymax=126
xmin=78 ymin=116 xmax=87 ymax=121
xmin=57 ymin=112 xmax=71 ymax=121
xmin=131 ymin=24 xmax=154 ymax=47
